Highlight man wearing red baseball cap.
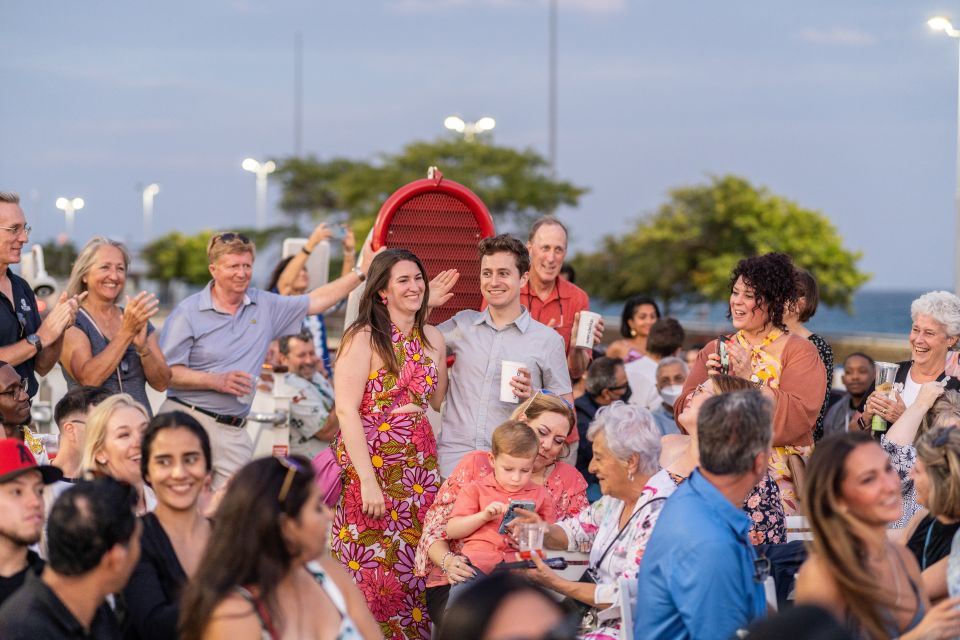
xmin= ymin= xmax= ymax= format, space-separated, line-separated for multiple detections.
xmin=0 ymin=438 xmax=62 ymax=606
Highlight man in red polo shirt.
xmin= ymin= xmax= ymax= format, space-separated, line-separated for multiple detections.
xmin=524 ymin=217 xmax=595 ymax=379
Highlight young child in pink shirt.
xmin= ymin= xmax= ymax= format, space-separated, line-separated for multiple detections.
xmin=446 ymin=421 xmax=555 ymax=576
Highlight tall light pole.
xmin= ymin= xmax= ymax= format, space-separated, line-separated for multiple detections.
xmin=55 ymin=197 xmax=84 ymax=238
xmin=929 ymin=16 xmax=960 ymax=294
xmin=443 ymin=115 xmax=496 ymax=141
xmin=241 ymin=158 xmax=276 ymax=229
xmin=142 ymin=183 xmax=160 ymax=243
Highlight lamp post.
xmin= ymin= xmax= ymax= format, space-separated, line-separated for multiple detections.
xmin=443 ymin=115 xmax=496 ymax=141
xmin=55 ymin=197 xmax=84 ymax=238
xmin=142 ymin=183 xmax=159 ymax=243
xmin=241 ymin=158 xmax=276 ymax=229
xmin=929 ymin=16 xmax=960 ymax=294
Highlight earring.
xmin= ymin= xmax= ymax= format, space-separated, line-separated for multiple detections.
xmin=628 ymin=471 xmax=635 ymax=482
xmin=630 ymin=329 xmax=637 ymax=337
xmin=380 ymin=295 xmax=388 ymax=306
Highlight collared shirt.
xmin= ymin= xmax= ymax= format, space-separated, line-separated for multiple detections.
xmin=159 ymin=282 xmax=308 ymax=417
xmin=450 ymin=473 xmax=555 ymax=573
xmin=519 ymin=278 xmax=590 ymax=354
xmin=285 ymin=371 xmax=336 ymax=459
xmin=574 ymin=393 xmax=601 ymax=486
xmin=0 ymin=571 xmax=121 ymax=639
xmin=438 ymin=307 xmax=571 ymax=478
xmin=0 ymin=268 xmax=42 ymax=397
xmin=634 ymin=469 xmax=767 ymax=640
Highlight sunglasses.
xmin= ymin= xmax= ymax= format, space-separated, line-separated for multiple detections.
xmin=523 ymin=388 xmax=574 ymax=413
xmin=277 ymin=456 xmax=307 ymax=503
xmin=213 ymin=232 xmax=251 ymax=245
xmin=606 ymin=383 xmax=629 ymax=392
xmin=933 ymin=425 xmax=958 ymax=448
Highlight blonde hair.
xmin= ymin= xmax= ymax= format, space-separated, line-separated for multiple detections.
xmin=81 ymin=394 xmax=148 ymax=478
xmin=916 ymin=425 xmax=960 ymax=520
xmin=490 ymin=421 xmax=539 ymax=459
xmin=512 ymin=392 xmax=575 ymax=436
xmin=66 ymin=237 xmax=131 ymax=298
xmin=206 ymin=231 xmax=256 ymax=265
xmin=917 ymin=391 xmax=960 ymax=443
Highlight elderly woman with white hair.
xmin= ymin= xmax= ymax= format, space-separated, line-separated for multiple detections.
xmin=514 ymin=401 xmax=674 ymax=640
xmin=863 ymin=290 xmax=960 ymax=427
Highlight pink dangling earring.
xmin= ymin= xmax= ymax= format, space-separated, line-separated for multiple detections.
xmin=380 ymin=295 xmax=388 ymax=306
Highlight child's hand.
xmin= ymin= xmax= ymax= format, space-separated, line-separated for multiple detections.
xmin=485 ymin=501 xmax=506 ymax=520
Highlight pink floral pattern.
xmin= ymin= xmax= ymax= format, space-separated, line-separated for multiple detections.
xmin=413 ymin=451 xmax=589 ymax=583
xmin=331 ymin=324 xmax=439 ymax=640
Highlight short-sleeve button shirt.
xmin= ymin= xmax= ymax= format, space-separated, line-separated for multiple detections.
xmin=437 ymin=307 xmax=571 ymax=478
xmin=159 ymin=282 xmax=309 ymax=417
xmin=0 ymin=269 xmax=42 ymax=397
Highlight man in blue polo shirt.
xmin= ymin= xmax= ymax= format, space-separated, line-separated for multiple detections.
xmin=0 ymin=192 xmax=82 ymax=399
xmin=634 ymin=390 xmax=772 ymax=640
xmin=159 ymin=230 xmax=372 ymax=487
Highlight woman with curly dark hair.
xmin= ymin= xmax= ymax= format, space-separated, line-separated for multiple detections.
xmin=675 ymin=252 xmax=826 ymax=515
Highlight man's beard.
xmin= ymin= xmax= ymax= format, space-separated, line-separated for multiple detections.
xmin=0 ymin=526 xmax=41 ymax=548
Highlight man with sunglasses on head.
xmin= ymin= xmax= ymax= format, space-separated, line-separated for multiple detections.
xmin=0 ymin=192 xmax=84 ymax=399
xmin=159 ymin=230 xmax=373 ymax=488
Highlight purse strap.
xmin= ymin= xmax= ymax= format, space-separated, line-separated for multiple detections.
xmin=77 ymin=307 xmax=124 ymax=394
xmin=591 ymin=495 xmax=667 ymax=572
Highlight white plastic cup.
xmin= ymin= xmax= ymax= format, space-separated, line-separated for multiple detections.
xmin=575 ymin=311 xmax=602 ymax=349
xmin=518 ymin=522 xmax=548 ymax=559
xmin=500 ymin=360 xmax=525 ymax=403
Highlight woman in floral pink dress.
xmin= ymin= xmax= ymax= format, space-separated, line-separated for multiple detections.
xmin=332 ymin=249 xmax=456 ymax=640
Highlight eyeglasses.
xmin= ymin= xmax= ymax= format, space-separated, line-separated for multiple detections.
xmin=0 ymin=377 xmax=28 ymax=397
xmin=933 ymin=426 xmax=958 ymax=447
xmin=213 ymin=232 xmax=251 ymax=245
xmin=0 ymin=224 xmax=31 ymax=237
xmin=606 ymin=383 xmax=629 ymax=393
xmin=277 ymin=456 xmax=307 ymax=503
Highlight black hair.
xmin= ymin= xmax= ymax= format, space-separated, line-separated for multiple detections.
xmin=266 ymin=255 xmax=295 ymax=293
xmin=179 ymin=456 xmax=316 ymax=640
xmin=439 ymin=572 xmax=572 ymax=640
xmin=794 ymin=268 xmax=820 ymax=323
xmin=54 ymin=386 xmax=112 ymax=427
xmin=46 ymin=477 xmax=138 ymax=576
xmin=141 ymin=411 xmax=213 ymax=484
xmin=646 ymin=318 xmax=685 ymax=359
xmin=560 ymin=263 xmax=576 ymax=284
xmin=619 ymin=296 xmax=661 ymax=338
xmin=844 ymin=352 xmax=875 ymax=368
xmin=728 ymin=252 xmax=799 ymax=331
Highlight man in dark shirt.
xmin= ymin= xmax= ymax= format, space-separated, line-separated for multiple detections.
xmin=0 ymin=438 xmax=63 ymax=605
xmin=0 ymin=192 xmax=83 ymax=398
xmin=574 ymin=356 xmax=630 ymax=502
xmin=0 ymin=477 xmax=141 ymax=639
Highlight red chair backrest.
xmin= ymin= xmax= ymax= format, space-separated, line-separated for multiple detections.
xmin=372 ymin=170 xmax=495 ymax=324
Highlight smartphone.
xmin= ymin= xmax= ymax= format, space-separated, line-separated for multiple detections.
xmin=716 ymin=336 xmax=730 ymax=375
xmin=498 ymin=500 xmax=536 ymax=534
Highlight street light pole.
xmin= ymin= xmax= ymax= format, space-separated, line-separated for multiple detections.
xmin=929 ymin=16 xmax=960 ymax=294
xmin=142 ymin=183 xmax=160 ymax=243
xmin=241 ymin=158 xmax=276 ymax=229
xmin=443 ymin=115 xmax=497 ymax=141
xmin=55 ymin=196 xmax=84 ymax=238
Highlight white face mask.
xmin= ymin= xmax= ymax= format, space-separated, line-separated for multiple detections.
xmin=659 ymin=384 xmax=684 ymax=408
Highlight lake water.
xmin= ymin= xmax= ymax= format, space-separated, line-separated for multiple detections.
xmin=592 ymin=289 xmax=934 ymax=339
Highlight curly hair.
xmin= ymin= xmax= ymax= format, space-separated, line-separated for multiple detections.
xmin=728 ymin=252 xmax=799 ymax=331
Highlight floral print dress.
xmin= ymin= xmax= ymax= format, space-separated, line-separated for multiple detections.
xmin=556 ymin=469 xmax=676 ymax=640
xmin=331 ymin=324 xmax=440 ymax=640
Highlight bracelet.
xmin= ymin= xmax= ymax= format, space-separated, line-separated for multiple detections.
xmin=440 ymin=551 xmax=454 ymax=574
xmin=352 ymin=266 xmax=366 ymax=282
xmin=137 ymin=348 xmax=151 ymax=358
xmin=301 ymin=246 xmax=312 ymax=256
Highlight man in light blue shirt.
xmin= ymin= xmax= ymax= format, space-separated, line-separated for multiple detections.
xmin=635 ymin=390 xmax=772 ymax=640
xmin=437 ymin=234 xmax=574 ymax=477
xmin=160 ymin=231 xmax=369 ymax=486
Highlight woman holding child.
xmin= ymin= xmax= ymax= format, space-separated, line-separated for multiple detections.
xmin=415 ymin=391 xmax=587 ymax=623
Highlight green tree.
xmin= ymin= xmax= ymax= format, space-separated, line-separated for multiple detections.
xmin=273 ymin=138 xmax=587 ymax=232
xmin=38 ymin=241 xmax=77 ymax=278
xmin=572 ymin=175 xmax=869 ymax=312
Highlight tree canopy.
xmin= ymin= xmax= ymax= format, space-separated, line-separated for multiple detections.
xmin=572 ymin=175 xmax=869 ymax=312
xmin=273 ymin=138 xmax=588 ymax=233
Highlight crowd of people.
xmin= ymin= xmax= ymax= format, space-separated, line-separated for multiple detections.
xmin=5 ymin=186 xmax=960 ymax=639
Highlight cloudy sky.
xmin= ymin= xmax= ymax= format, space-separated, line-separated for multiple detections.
xmin=3 ymin=1 xmax=959 ymax=290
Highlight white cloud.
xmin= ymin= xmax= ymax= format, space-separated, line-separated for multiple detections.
xmin=798 ymin=27 xmax=877 ymax=46
xmin=386 ymin=0 xmax=624 ymax=16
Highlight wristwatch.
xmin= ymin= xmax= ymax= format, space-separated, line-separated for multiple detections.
xmin=352 ymin=266 xmax=366 ymax=282
xmin=26 ymin=334 xmax=42 ymax=354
